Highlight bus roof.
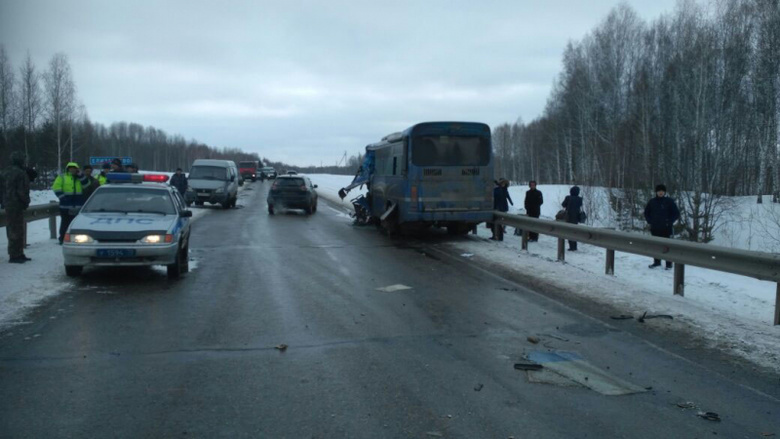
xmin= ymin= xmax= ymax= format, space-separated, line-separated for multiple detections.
xmin=367 ymin=121 xmax=490 ymax=151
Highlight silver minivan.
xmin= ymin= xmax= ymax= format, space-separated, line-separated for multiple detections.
xmin=185 ymin=159 xmax=240 ymax=209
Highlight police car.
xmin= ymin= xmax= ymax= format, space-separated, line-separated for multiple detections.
xmin=62 ymin=173 xmax=192 ymax=279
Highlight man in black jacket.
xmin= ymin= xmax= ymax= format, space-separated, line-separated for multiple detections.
xmin=524 ymin=180 xmax=543 ymax=241
xmin=170 ymin=168 xmax=188 ymax=196
xmin=644 ymin=184 xmax=680 ymax=269
xmin=0 ymin=152 xmax=32 ymax=263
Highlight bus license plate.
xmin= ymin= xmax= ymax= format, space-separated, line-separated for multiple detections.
xmin=96 ymin=249 xmax=136 ymax=258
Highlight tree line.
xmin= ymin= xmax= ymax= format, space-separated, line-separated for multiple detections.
xmin=493 ymin=0 xmax=780 ymax=242
xmin=0 ymin=48 xmax=261 ymax=188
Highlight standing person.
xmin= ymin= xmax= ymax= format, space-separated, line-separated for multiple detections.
xmin=524 ymin=180 xmax=543 ymax=241
xmin=0 ymin=152 xmax=32 ymax=263
xmin=644 ymin=184 xmax=680 ymax=269
xmin=110 ymin=158 xmax=125 ymax=173
xmin=81 ymin=165 xmax=100 ymax=200
xmin=170 ymin=168 xmax=188 ymax=195
xmin=491 ymin=178 xmax=513 ymax=240
xmin=52 ymin=162 xmax=92 ymax=244
xmin=126 ymin=163 xmax=139 ymax=173
xmin=98 ymin=163 xmax=110 ymax=185
xmin=561 ymin=186 xmax=583 ymax=251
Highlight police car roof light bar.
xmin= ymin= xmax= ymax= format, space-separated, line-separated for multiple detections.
xmin=106 ymin=173 xmax=169 ymax=184
xmin=143 ymin=174 xmax=169 ymax=183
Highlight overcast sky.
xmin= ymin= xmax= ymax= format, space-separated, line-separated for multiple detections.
xmin=1 ymin=0 xmax=678 ymax=166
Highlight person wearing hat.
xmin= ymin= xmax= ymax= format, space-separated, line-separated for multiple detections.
xmin=52 ymin=162 xmax=92 ymax=244
xmin=110 ymin=158 xmax=125 ymax=173
xmin=644 ymin=184 xmax=680 ymax=269
xmin=170 ymin=168 xmax=188 ymax=196
xmin=490 ymin=178 xmax=513 ymax=240
xmin=81 ymin=164 xmax=100 ymax=199
xmin=126 ymin=163 xmax=139 ymax=173
xmin=0 ymin=152 xmax=32 ymax=263
xmin=523 ymin=180 xmax=543 ymax=241
xmin=562 ymin=185 xmax=583 ymax=250
xmin=98 ymin=163 xmax=110 ymax=185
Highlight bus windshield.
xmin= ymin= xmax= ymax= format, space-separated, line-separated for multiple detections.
xmin=412 ymin=135 xmax=490 ymax=167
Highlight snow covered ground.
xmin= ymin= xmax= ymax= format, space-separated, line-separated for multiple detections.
xmin=0 ymin=175 xmax=235 ymax=329
xmin=309 ymin=174 xmax=780 ymax=372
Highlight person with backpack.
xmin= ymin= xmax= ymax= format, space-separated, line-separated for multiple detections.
xmin=561 ymin=186 xmax=583 ymax=251
xmin=644 ymin=184 xmax=680 ymax=269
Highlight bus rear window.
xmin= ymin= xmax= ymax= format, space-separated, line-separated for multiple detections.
xmin=412 ymin=136 xmax=490 ymax=167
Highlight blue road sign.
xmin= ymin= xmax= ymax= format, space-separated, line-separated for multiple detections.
xmin=90 ymin=156 xmax=133 ymax=166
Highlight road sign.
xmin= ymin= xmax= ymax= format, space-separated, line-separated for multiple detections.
xmin=90 ymin=156 xmax=133 ymax=166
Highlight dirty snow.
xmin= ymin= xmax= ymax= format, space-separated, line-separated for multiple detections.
xmin=309 ymin=174 xmax=780 ymax=372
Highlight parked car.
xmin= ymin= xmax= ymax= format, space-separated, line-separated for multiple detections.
xmin=185 ymin=159 xmax=240 ymax=209
xmin=62 ymin=173 xmax=192 ymax=279
xmin=267 ymin=175 xmax=318 ymax=215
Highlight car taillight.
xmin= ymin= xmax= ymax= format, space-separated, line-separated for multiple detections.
xmin=64 ymin=233 xmax=71 ymax=242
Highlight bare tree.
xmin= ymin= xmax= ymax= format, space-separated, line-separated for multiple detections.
xmin=0 ymin=44 xmax=16 ymax=147
xmin=18 ymin=51 xmax=42 ymax=165
xmin=44 ymin=52 xmax=76 ymax=172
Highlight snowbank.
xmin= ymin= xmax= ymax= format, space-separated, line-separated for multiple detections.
xmin=309 ymin=174 xmax=780 ymax=371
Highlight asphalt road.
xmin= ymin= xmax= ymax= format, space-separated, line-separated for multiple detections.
xmin=1 ymin=182 xmax=778 ymax=438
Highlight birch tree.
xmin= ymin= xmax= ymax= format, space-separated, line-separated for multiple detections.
xmin=44 ymin=52 xmax=76 ymax=171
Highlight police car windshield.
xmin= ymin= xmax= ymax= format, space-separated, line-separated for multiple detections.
xmin=82 ymin=188 xmax=176 ymax=215
xmin=189 ymin=166 xmax=228 ymax=181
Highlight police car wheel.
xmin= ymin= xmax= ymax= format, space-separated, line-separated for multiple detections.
xmin=181 ymin=245 xmax=189 ymax=273
xmin=167 ymin=250 xmax=183 ymax=279
xmin=268 ymin=205 xmax=275 ymax=215
xmin=65 ymin=265 xmax=83 ymax=277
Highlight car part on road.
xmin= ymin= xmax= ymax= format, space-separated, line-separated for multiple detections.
xmin=514 ymin=362 xmax=543 ymax=371
xmin=696 ymin=411 xmax=721 ymax=422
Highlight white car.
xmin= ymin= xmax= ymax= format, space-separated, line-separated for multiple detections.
xmin=62 ymin=173 xmax=193 ymax=279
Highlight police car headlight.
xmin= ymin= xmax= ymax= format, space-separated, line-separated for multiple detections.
xmin=215 ymin=187 xmax=225 ymax=194
xmin=141 ymin=234 xmax=173 ymax=244
xmin=67 ymin=234 xmax=94 ymax=244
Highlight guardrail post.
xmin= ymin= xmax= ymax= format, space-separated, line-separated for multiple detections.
xmin=521 ymin=230 xmax=529 ymax=250
xmin=606 ymin=249 xmax=615 ymax=275
xmin=471 ymin=225 xmax=477 ymax=235
xmin=49 ymin=201 xmax=58 ymax=239
xmin=557 ymin=238 xmax=565 ymax=262
xmin=674 ymin=264 xmax=685 ymax=296
xmin=775 ymin=284 xmax=779 ymax=326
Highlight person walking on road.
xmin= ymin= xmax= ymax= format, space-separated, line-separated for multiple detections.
xmin=0 ymin=152 xmax=32 ymax=263
xmin=170 ymin=168 xmax=188 ymax=195
xmin=52 ymin=162 xmax=92 ymax=244
xmin=562 ymin=186 xmax=583 ymax=251
xmin=491 ymin=178 xmax=513 ymax=240
xmin=644 ymin=184 xmax=680 ymax=269
xmin=524 ymin=180 xmax=543 ymax=241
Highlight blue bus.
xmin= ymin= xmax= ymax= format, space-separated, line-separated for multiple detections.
xmin=341 ymin=122 xmax=494 ymax=234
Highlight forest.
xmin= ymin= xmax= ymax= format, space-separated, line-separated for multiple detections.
xmin=0 ymin=50 xmax=261 ymax=188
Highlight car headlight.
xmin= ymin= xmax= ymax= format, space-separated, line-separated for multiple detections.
xmin=66 ymin=234 xmax=94 ymax=244
xmin=215 ymin=187 xmax=225 ymax=194
xmin=141 ymin=234 xmax=173 ymax=244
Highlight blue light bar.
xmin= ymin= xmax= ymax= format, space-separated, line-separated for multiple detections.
xmin=105 ymin=173 xmax=144 ymax=183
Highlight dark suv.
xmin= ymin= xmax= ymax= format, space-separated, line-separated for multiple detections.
xmin=267 ymin=175 xmax=318 ymax=215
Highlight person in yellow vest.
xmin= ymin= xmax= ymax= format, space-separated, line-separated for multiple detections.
xmin=52 ymin=162 xmax=92 ymax=244
xmin=97 ymin=163 xmax=110 ymax=185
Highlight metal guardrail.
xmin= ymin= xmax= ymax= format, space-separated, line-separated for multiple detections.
xmin=0 ymin=201 xmax=60 ymax=240
xmin=493 ymin=212 xmax=780 ymax=325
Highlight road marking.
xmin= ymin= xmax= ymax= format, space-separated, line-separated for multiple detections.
xmin=527 ymin=351 xmax=647 ymax=396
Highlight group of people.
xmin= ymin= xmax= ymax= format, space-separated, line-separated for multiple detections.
xmin=491 ymin=179 xmax=680 ymax=269
xmin=0 ymin=154 xmax=191 ymax=264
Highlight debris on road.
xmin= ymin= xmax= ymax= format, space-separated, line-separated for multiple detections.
xmin=610 ymin=315 xmax=634 ymax=320
xmin=638 ymin=311 xmax=674 ymax=323
xmin=460 ymin=253 xmax=474 ymax=258
xmin=676 ymin=401 xmax=696 ymax=409
xmin=275 ymin=344 xmax=288 ymax=352
xmin=696 ymin=411 xmax=721 ymax=422
xmin=527 ymin=336 xmax=540 ymax=344
xmin=541 ymin=333 xmax=569 ymax=342
xmin=514 ymin=362 xmax=543 ymax=371
xmin=760 ymin=433 xmax=775 ymax=437
xmin=376 ymin=284 xmax=413 ymax=293
xmin=425 ymin=432 xmax=444 ymax=437
xmin=474 ymin=383 xmax=484 ymax=391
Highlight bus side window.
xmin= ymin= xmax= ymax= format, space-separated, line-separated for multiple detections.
xmin=392 ymin=157 xmax=397 ymax=176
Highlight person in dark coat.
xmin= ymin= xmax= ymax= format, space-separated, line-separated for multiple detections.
xmin=524 ymin=180 xmax=543 ymax=241
xmin=561 ymin=186 xmax=583 ymax=251
xmin=0 ymin=152 xmax=32 ymax=263
xmin=491 ymin=179 xmax=513 ymax=240
xmin=110 ymin=158 xmax=125 ymax=173
xmin=126 ymin=163 xmax=139 ymax=173
xmin=81 ymin=165 xmax=100 ymax=200
xmin=170 ymin=168 xmax=188 ymax=195
xmin=644 ymin=184 xmax=680 ymax=269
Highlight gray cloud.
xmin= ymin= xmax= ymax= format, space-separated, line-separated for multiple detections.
xmin=1 ymin=0 xmax=677 ymax=165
